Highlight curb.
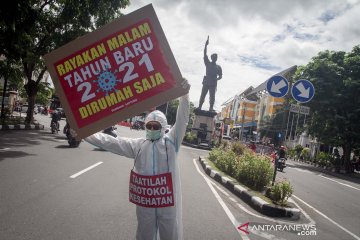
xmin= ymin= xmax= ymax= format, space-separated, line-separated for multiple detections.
xmin=0 ymin=124 xmax=44 ymax=130
xmin=198 ymin=157 xmax=300 ymax=220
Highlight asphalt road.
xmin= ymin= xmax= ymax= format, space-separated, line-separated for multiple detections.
xmin=1 ymin=114 xmax=359 ymax=240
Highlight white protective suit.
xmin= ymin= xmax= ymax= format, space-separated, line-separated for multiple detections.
xmin=85 ymin=94 xmax=189 ymax=240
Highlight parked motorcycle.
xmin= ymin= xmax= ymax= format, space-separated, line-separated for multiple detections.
xmin=103 ymin=126 xmax=117 ymax=137
xmin=51 ymin=121 xmax=59 ymax=134
xmin=63 ymin=121 xmax=81 ymax=147
xmin=277 ymin=158 xmax=286 ymax=172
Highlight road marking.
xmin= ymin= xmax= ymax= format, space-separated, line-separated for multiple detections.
xmin=192 ymin=159 xmax=249 ymax=240
xmin=318 ymin=175 xmax=360 ymax=191
xmin=210 ymin=176 xmax=313 ymax=225
xmin=292 ymin=194 xmax=360 ymax=240
xmin=70 ymin=162 xmax=103 ymax=179
xmin=181 ymin=146 xmax=209 ymax=152
xmin=287 ymin=166 xmax=313 ymax=174
xmin=0 ymin=148 xmax=11 ymax=151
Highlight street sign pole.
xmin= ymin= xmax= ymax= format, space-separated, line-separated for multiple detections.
xmin=295 ymin=106 xmax=300 ymax=139
xmin=285 ymin=111 xmax=291 ymax=140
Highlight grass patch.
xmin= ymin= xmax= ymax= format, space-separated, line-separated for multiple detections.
xmin=204 ymin=157 xmax=273 ymax=204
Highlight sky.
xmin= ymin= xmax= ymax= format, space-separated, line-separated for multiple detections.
xmin=122 ymin=0 xmax=360 ymax=111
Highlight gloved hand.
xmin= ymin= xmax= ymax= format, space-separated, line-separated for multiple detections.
xmin=181 ymin=78 xmax=191 ymax=92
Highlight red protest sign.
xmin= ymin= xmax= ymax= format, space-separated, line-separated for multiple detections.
xmin=129 ymin=170 xmax=174 ymax=208
xmin=44 ymin=4 xmax=187 ymax=139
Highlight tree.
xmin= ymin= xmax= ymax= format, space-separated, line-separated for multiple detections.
xmin=0 ymin=0 xmax=130 ymax=123
xmin=0 ymin=58 xmax=23 ymax=119
xmin=294 ymin=45 xmax=360 ymax=172
xmin=36 ymin=82 xmax=53 ymax=106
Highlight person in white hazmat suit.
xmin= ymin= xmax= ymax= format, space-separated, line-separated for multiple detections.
xmin=85 ymin=82 xmax=190 ymax=240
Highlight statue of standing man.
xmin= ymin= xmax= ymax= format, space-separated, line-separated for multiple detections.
xmin=198 ymin=36 xmax=222 ymax=111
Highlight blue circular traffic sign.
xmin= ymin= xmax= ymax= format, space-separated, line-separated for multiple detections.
xmin=291 ymin=79 xmax=315 ymax=103
xmin=266 ymin=75 xmax=289 ymax=98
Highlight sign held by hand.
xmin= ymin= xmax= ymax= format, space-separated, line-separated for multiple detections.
xmin=44 ymin=4 xmax=187 ymax=139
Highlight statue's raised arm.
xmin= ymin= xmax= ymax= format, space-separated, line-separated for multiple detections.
xmin=204 ymin=36 xmax=209 ymax=58
xmin=198 ymin=36 xmax=222 ymax=112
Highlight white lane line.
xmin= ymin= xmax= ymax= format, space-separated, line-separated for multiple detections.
xmin=209 ymin=177 xmax=313 ymax=226
xmin=287 ymin=166 xmax=313 ymax=174
xmin=292 ymin=195 xmax=360 ymax=240
xmin=70 ymin=162 xmax=103 ymax=179
xmin=288 ymin=198 xmax=316 ymax=225
xmin=181 ymin=146 xmax=209 ymax=152
xmin=192 ymin=159 xmax=248 ymax=240
xmin=0 ymin=148 xmax=11 ymax=151
xmin=319 ymin=175 xmax=360 ymax=191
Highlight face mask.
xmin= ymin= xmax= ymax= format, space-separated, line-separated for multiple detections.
xmin=146 ymin=129 xmax=161 ymax=140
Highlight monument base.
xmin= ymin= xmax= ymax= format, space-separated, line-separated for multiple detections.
xmin=191 ymin=109 xmax=217 ymax=146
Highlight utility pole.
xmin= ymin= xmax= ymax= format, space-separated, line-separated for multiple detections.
xmin=239 ymin=101 xmax=246 ymax=141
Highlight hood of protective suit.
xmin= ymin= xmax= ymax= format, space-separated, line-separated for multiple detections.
xmin=145 ymin=110 xmax=168 ymax=137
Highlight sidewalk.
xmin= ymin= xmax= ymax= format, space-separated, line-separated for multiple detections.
xmin=0 ymin=112 xmax=44 ymax=131
xmin=289 ymin=158 xmax=360 ymax=183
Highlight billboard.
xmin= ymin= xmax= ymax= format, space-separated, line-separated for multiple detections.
xmin=44 ymin=4 xmax=187 ymax=139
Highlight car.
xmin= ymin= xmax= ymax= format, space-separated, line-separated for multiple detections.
xmin=222 ymin=135 xmax=232 ymax=140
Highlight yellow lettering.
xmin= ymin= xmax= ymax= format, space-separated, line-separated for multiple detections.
xmin=134 ymin=81 xmax=143 ymax=94
xmin=64 ymin=61 xmax=73 ymax=73
xmin=131 ymin=27 xmax=141 ymax=40
xmin=118 ymin=34 xmax=127 ymax=46
xmin=123 ymin=86 xmax=133 ymax=98
xmin=82 ymin=51 xmax=92 ymax=63
xmin=105 ymin=93 xmax=118 ymax=106
xmin=69 ymin=57 xmax=77 ymax=69
xmin=56 ymin=64 xmax=66 ymax=76
xmin=90 ymin=48 xmax=99 ymax=59
xmin=97 ymin=98 xmax=107 ymax=110
xmin=150 ymin=75 xmax=156 ymax=87
xmin=97 ymin=43 xmax=106 ymax=56
xmin=76 ymin=55 xmax=85 ymax=67
xmin=79 ymin=107 xmax=88 ymax=119
xmin=138 ymin=23 xmax=151 ymax=36
xmin=90 ymin=102 xmax=100 ymax=113
xmin=142 ymin=78 xmax=152 ymax=91
xmin=116 ymin=89 xmax=126 ymax=101
xmin=155 ymin=72 xmax=165 ymax=84
xmin=86 ymin=104 xmax=93 ymax=115
xmin=124 ymin=32 xmax=133 ymax=42
xmin=107 ymin=37 xmax=119 ymax=51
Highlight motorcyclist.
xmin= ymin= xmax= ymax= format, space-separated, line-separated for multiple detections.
xmin=50 ymin=110 xmax=61 ymax=131
xmin=85 ymin=80 xmax=190 ymax=240
xmin=277 ymin=146 xmax=287 ymax=159
xmin=275 ymin=146 xmax=287 ymax=170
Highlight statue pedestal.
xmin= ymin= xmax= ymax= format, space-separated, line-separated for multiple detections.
xmin=191 ymin=109 xmax=217 ymax=146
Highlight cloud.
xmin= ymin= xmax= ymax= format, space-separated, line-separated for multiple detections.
xmin=124 ymin=0 xmax=360 ymax=110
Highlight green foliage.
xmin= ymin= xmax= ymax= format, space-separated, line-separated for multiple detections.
xmin=208 ymin=148 xmax=238 ymax=176
xmin=316 ymin=152 xmax=332 ymax=167
xmin=184 ymin=132 xmax=196 ymax=144
xmin=287 ymin=148 xmax=296 ymax=159
xmin=236 ymin=153 xmax=273 ymax=191
xmin=231 ymin=141 xmax=246 ymax=156
xmin=300 ymin=147 xmax=311 ymax=161
xmin=36 ymin=82 xmax=53 ymax=105
xmin=295 ymin=144 xmax=303 ymax=155
xmin=294 ymin=45 xmax=360 ymax=164
xmin=0 ymin=0 xmax=130 ymax=123
xmin=269 ymin=181 xmax=293 ymax=206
